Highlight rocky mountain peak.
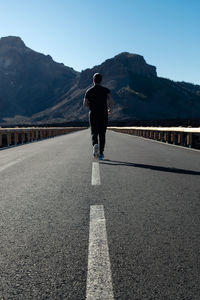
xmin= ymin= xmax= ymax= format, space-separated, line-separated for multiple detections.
xmin=0 ymin=36 xmax=78 ymax=119
xmin=113 ymin=51 xmax=143 ymax=59
xmin=0 ymin=36 xmax=32 ymax=71
xmin=0 ymin=36 xmax=26 ymax=52
xmin=105 ymin=52 xmax=157 ymax=77
xmin=78 ymin=51 xmax=157 ymax=89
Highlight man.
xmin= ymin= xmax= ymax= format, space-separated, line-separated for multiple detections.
xmin=83 ymin=73 xmax=113 ymax=160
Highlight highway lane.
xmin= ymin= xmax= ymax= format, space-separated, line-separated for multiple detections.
xmin=99 ymin=131 xmax=200 ymax=299
xmin=0 ymin=130 xmax=91 ymax=299
xmin=0 ymin=129 xmax=200 ymax=299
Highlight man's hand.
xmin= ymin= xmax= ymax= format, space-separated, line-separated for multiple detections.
xmin=107 ymin=93 xmax=113 ymax=115
xmin=83 ymin=98 xmax=89 ymax=107
xmin=108 ymin=107 xmax=112 ymax=115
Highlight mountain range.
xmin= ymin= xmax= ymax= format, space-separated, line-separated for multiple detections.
xmin=0 ymin=36 xmax=200 ymax=125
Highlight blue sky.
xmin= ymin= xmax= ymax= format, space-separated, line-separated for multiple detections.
xmin=0 ymin=0 xmax=199 ymax=84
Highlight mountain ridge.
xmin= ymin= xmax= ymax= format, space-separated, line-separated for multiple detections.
xmin=0 ymin=36 xmax=200 ymax=125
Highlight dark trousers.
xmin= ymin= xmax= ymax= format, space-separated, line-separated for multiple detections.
xmin=89 ymin=112 xmax=108 ymax=154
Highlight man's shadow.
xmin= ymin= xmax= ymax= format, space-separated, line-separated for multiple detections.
xmin=100 ymin=159 xmax=200 ymax=175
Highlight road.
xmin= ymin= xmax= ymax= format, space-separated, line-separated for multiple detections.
xmin=0 ymin=129 xmax=200 ymax=299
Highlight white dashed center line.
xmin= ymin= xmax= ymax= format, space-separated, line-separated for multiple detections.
xmin=91 ymin=162 xmax=101 ymax=185
xmin=86 ymin=205 xmax=114 ymax=300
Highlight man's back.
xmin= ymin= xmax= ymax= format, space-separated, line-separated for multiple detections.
xmin=85 ymin=84 xmax=110 ymax=115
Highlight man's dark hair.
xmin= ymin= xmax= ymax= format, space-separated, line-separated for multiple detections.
xmin=93 ymin=73 xmax=102 ymax=84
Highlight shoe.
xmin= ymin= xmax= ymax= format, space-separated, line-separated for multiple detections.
xmin=98 ymin=153 xmax=104 ymax=160
xmin=93 ymin=144 xmax=99 ymax=158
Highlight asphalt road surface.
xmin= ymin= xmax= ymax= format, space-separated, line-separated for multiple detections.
xmin=0 ymin=129 xmax=200 ymax=300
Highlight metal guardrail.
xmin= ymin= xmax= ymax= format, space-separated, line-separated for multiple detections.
xmin=109 ymin=127 xmax=200 ymax=149
xmin=0 ymin=127 xmax=87 ymax=148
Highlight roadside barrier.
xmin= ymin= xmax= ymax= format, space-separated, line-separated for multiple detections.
xmin=108 ymin=127 xmax=200 ymax=149
xmin=0 ymin=127 xmax=87 ymax=148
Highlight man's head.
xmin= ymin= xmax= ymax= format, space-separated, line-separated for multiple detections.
xmin=93 ymin=73 xmax=102 ymax=84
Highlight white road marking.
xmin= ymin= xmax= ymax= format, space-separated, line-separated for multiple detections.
xmin=91 ymin=162 xmax=101 ymax=185
xmin=0 ymin=158 xmax=27 ymax=173
xmin=86 ymin=205 xmax=114 ymax=300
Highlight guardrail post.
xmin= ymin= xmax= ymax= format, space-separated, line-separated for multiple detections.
xmin=148 ymin=131 xmax=151 ymax=138
xmin=21 ymin=132 xmax=25 ymax=144
xmin=30 ymin=130 xmax=34 ymax=141
xmin=177 ymin=132 xmax=183 ymax=145
xmin=7 ymin=133 xmax=12 ymax=146
xmin=183 ymin=133 xmax=187 ymax=146
xmin=174 ymin=132 xmax=178 ymax=144
xmin=171 ymin=132 xmax=177 ymax=144
xmin=27 ymin=131 xmax=31 ymax=142
xmin=187 ymin=133 xmax=192 ymax=148
xmin=14 ymin=132 xmax=19 ymax=145
xmin=32 ymin=130 xmax=35 ymax=141
xmin=166 ymin=132 xmax=170 ymax=143
xmin=154 ymin=131 xmax=159 ymax=140
xmin=158 ymin=131 xmax=161 ymax=140
xmin=171 ymin=132 xmax=175 ymax=144
xmin=0 ymin=133 xmax=2 ymax=147
xmin=35 ymin=129 xmax=39 ymax=140
xmin=163 ymin=132 xmax=166 ymax=142
xmin=160 ymin=131 xmax=164 ymax=141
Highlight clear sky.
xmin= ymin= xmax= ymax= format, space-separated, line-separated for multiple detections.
xmin=0 ymin=0 xmax=199 ymax=84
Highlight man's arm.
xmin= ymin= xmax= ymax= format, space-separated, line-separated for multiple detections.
xmin=107 ymin=93 xmax=114 ymax=114
xmin=83 ymin=97 xmax=89 ymax=107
